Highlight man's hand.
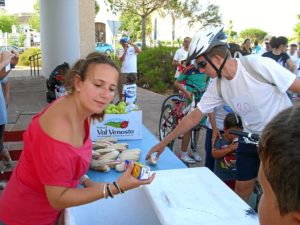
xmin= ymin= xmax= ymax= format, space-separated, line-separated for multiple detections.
xmin=145 ymin=142 xmax=166 ymax=161
xmin=10 ymin=51 xmax=19 ymax=66
xmin=0 ymin=51 xmax=15 ymax=67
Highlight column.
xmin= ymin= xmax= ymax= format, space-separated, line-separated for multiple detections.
xmin=40 ymin=0 xmax=95 ymax=77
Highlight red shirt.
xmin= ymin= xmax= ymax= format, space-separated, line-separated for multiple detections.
xmin=0 ymin=107 xmax=92 ymax=225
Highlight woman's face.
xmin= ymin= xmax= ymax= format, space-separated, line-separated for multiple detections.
xmin=76 ymin=63 xmax=118 ymax=115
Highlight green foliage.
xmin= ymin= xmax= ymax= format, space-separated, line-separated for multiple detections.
xmin=18 ymin=34 xmax=26 ymax=47
xmin=8 ymin=37 xmax=18 ymax=46
xmin=19 ymin=48 xmax=41 ymax=66
xmin=183 ymin=2 xmax=222 ymax=27
xmin=136 ymin=46 xmax=177 ymax=93
xmin=27 ymin=0 xmax=40 ymax=32
xmin=33 ymin=0 xmax=39 ymax=12
xmin=28 ymin=14 xmax=40 ymax=32
xmin=239 ymin=28 xmax=267 ymax=42
xmin=107 ymin=0 xmax=169 ymax=47
xmin=119 ymin=11 xmax=152 ymax=41
xmin=294 ymin=14 xmax=300 ymax=42
xmin=225 ymin=20 xmax=238 ymax=42
xmin=95 ymin=1 xmax=100 ymax=15
xmin=0 ymin=14 xmax=18 ymax=33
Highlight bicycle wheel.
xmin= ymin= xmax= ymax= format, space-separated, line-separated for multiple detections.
xmin=159 ymin=104 xmax=176 ymax=150
xmin=161 ymin=94 xmax=181 ymax=112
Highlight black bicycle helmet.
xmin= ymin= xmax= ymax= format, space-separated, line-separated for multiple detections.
xmin=188 ymin=26 xmax=227 ymax=61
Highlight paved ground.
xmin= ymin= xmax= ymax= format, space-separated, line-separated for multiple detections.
xmin=5 ymin=67 xmax=206 ymax=167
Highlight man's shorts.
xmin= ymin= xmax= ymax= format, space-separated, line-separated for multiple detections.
xmin=235 ymin=140 xmax=260 ymax=181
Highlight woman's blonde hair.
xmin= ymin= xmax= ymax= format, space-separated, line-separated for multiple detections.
xmin=64 ymin=52 xmax=119 ymax=121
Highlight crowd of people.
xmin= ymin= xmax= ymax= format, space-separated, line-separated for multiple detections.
xmin=0 ymin=26 xmax=300 ymax=225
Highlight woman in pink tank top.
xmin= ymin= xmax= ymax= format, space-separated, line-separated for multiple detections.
xmin=0 ymin=52 xmax=155 ymax=225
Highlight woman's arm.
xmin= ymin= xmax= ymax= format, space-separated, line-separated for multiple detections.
xmin=45 ymin=163 xmax=155 ymax=210
xmin=174 ymin=80 xmax=191 ymax=99
xmin=1 ymin=81 xmax=10 ymax=107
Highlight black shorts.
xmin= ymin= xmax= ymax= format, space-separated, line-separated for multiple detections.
xmin=236 ymin=141 xmax=260 ymax=181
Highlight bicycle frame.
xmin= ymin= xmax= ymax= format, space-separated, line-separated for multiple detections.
xmin=159 ymin=84 xmax=206 ymax=152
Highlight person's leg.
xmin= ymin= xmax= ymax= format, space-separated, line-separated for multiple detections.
xmin=117 ymin=73 xmax=128 ymax=102
xmin=0 ymin=124 xmax=5 ymax=157
xmin=180 ymin=130 xmax=195 ymax=164
xmin=204 ymin=128 xmax=215 ymax=171
xmin=0 ymin=124 xmax=12 ymax=167
xmin=235 ymin=142 xmax=260 ymax=202
xmin=235 ymin=179 xmax=256 ymax=201
xmin=189 ymin=128 xmax=202 ymax=162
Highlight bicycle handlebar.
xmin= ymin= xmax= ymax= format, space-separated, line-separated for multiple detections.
xmin=229 ymin=130 xmax=260 ymax=142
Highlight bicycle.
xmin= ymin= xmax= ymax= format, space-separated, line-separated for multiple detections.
xmin=229 ymin=129 xmax=262 ymax=212
xmin=158 ymin=83 xmax=206 ymax=162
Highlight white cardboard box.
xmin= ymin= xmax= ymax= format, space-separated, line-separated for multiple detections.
xmin=66 ymin=168 xmax=259 ymax=225
xmin=90 ymin=111 xmax=142 ymax=141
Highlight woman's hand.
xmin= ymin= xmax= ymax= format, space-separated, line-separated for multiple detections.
xmin=117 ymin=161 xmax=155 ymax=192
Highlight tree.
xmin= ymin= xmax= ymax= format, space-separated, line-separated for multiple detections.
xmin=162 ymin=0 xmax=221 ymax=45
xmin=239 ymin=28 xmax=267 ymax=42
xmin=0 ymin=13 xmax=17 ymax=33
xmin=28 ymin=0 xmax=40 ymax=32
xmin=107 ymin=0 xmax=170 ymax=47
xmin=294 ymin=14 xmax=300 ymax=43
xmin=225 ymin=20 xmax=238 ymax=42
xmin=95 ymin=1 xmax=100 ymax=16
xmin=119 ymin=11 xmax=152 ymax=41
xmin=182 ymin=1 xmax=222 ymax=28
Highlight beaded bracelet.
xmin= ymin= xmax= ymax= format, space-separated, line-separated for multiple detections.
xmin=113 ymin=181 xmax=124 ymax=194
xmin=106 ymin=183 xmax=114 ymax=198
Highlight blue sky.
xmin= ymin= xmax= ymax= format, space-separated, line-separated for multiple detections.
xmin=4 ymin=0 xmax=300 ymax=37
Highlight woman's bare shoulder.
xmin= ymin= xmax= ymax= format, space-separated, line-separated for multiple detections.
xmin=39 ymin=100 xmax=72 ymax=141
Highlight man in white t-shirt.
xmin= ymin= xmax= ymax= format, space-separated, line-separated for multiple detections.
xmin=146 ymin=27 xmax=300 ymax=203
xmin=173 ymin=37 xmax=191 ymax=80
xmin=118 ymin=37 xmax=141 ymax=101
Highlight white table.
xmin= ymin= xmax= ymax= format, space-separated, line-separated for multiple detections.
xmin=66 ymin=167 xmax=259 ymax=225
